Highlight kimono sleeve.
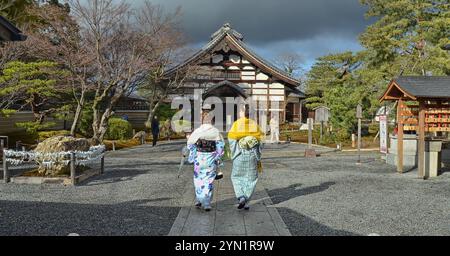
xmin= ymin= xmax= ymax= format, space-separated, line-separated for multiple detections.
xmin=187 ymin=144 xmax=197 ymax=164
xmin=228 ymin=139 xmax=241 ymax=161
xmin=214 ymin=140 xmax=225 ymax=161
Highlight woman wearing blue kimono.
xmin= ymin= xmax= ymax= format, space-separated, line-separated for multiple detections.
xmin=187 ymin=109 xmax=225 ymax=211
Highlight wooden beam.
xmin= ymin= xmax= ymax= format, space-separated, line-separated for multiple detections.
xmin=397 ymin=99 xmax=404 ymax=173
xmin=418 ymin=100 xmax=426 ymax=179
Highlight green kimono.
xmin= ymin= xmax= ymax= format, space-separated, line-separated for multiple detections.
xmin=229 ymin=136 xmax=262 ymax=201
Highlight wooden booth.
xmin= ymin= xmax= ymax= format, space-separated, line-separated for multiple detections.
xmin=380 ymin=76 xmax=450 ymax=179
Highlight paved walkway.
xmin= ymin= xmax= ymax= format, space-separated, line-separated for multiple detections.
xmin=169 ymin=164 xmax=291 ymax=236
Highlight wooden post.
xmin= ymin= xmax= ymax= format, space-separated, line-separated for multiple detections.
xmin=70 ymin=152 xmax=76 ymax=186
xmin=308 ymin=118 xmax=313 ymax=149
xmin=3 ymin=147 xmax=9 ymax=183
xmin=397 ymin=99 xmax=404 ymax=174
xmin=356 ymin=104 xmax=363 ymax=164
xmin=299 ymin=100 xmax=303 ymax=127
xmin=100 ymin=155 xmax=105 ymax=174
xmin=358 ymin=117 xmax=362 ymax=164
xmin=320 ymin=121 xmax=324 ymax=143
xmin=418 ymin=100 xmax=426 ymax=179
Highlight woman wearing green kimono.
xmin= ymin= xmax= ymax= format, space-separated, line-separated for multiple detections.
xmin=227 ymin=106 xmax=264 ymax=210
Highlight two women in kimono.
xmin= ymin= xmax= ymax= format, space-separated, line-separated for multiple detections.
xmin=187 ymin=105 xmax=263 ymax=211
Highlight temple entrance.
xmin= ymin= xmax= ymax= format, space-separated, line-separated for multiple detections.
xmin=203 ymin=81 xmax=248 ymax=132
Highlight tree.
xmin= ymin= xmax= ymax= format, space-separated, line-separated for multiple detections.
xmin=69 ymin=0 xmax=184 ymax=142
xmin=0 ymin=0 xmax=36 ymax=26
xmin=134 ymin=1 xmax=190 ymax=130
xmin=305 ymin=0 xmax=450 ymax=139
xmin=275 ymin=52 xmax=305 ymax=78
xmin=0 ymin=61 xmax=68 ymax=133
xmin=31 ymin=3 xmax=95 ymax=136
xmin=360 ymin=0 xmax=450 ymax=76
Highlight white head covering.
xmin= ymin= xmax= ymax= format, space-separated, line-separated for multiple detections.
xmin=187 ymin=124 xmax=223 ymax=145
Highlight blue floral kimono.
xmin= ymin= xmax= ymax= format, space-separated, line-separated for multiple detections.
xmin=188 ymin=141 xmax=225 ymax=207
xmin=229 ymin=138 xmax=262 ymax=201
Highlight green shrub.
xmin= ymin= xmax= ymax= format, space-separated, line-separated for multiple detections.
xmin=105 ymin=118 xmax=133 ymax=140
xmin=335 ymin=129 xmax=350 ymax=142
xmin=320 ymin=133 xmax=336 ymax=145
xmin=368 ymin=123 xmax=379 ymax=135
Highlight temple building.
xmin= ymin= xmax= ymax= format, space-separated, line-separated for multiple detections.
xmin=164 ymin=23 xmax=305 ymax=129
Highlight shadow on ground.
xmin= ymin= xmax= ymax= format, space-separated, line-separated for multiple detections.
xmin=276 ymin=207 xmax=357 ymax=236
xmin=265 ymin=182 xmax=356 ymax=236
xmin=266 ymin=182 xmax=335 ymax=205
xmin=0 ymin=198 xmax=179 ymax=236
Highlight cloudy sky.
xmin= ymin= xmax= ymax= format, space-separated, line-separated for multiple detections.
xmin=138 ymin=0 xmax=374 ymax=71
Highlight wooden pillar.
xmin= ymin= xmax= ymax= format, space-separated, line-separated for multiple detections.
xmin=70 ymin=152 xmax=76 ymax=186
xmin=397 ymin=99 xmax=404 ymax=173
xmin=418 ymin=100 xmax=426 ymax=179
xmin=299 ymin=100 xmax=304 ymax=124
xmin=2 ymin=142 xmax=9 ymax=183
xmin=100 ymin=155 xmax=105 ymax=174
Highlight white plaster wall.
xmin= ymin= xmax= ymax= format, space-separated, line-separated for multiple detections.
xmin=253 ymin=83 xmax=268 ymax=89
xmin=242 ymin=71 xmax=256 ymax=76
xmin=251 ymin=95 xmax=267 ymax=101
xmin=256 ymin=72 xmax=269 ymax=80
xmin=270 ymin=96 xmax=285 ymax=101
xmin=270 ymin=83 xmax=285 ymax=89
xmin=242 ymin=76 xmax=255 ymax=81
xmin=228 ymin=66 xmax=240 ymax=70
xmin=253 ymin=89 xmax=268 ymax=95
xmin=243 ymin=66 xmax=255 ymax=70
xmin=270 ymin=89 xmax=285 ymax=95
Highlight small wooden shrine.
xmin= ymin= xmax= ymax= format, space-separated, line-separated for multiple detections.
xmin=380 ymin=76 xmax=450 ymax=179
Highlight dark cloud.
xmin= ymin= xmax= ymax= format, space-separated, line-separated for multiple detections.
xmin=149 ymin=0 xmax=371 ymax=46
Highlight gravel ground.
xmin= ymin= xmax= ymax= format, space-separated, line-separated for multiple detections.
xmin=2 ymin=141 xmax=450 ymax=236
xmin=260 ymin=146 xmax=450 ymax=236
xmin=0 ymin=141 xmax=189 ymax=236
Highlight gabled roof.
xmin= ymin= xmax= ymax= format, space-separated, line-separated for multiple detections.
xmin=165 ymin=23 xmax=301 ymax=88
xmin=203 ymin=80 xmax=248 ymax=99
xmin=380 ymin=76 xmax=450 ymax=101
xmin=0 ymin=16 xmax=27 ymax=42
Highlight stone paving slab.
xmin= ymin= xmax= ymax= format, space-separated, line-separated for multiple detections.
xmin=168 ymin=164 xmax=291 ymax=236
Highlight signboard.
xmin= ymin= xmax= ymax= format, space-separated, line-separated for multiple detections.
xmin=356 ymin=104 xmax=363 ymax=119
xmin=314 ymin=106 xmax=330 ymax=123
xmin=379 ymin=115 xmax=388 ymax=154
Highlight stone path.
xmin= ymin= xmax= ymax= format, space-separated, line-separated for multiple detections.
xmin=169 ymin=164 xmax=291 ymax=236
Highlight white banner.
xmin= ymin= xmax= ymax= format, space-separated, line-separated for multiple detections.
xmin=379 ymin=115 xmax=388 ymax=154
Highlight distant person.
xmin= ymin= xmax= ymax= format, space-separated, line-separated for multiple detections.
xmin=269 ymin=116 xmax=280 ymax=144
xmin=151 ymin=116 xmax=160 ymax=147
xmin=228 ymin=105 xmax=264 ymax=210
xmin=186 ymin=108 xmax=225 ymax=211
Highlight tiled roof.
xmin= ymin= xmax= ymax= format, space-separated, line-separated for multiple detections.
xmin=394 ymin=76 xmax=450 ymax=98
xmin=165 ymin=23 xmax=302 ymax=89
